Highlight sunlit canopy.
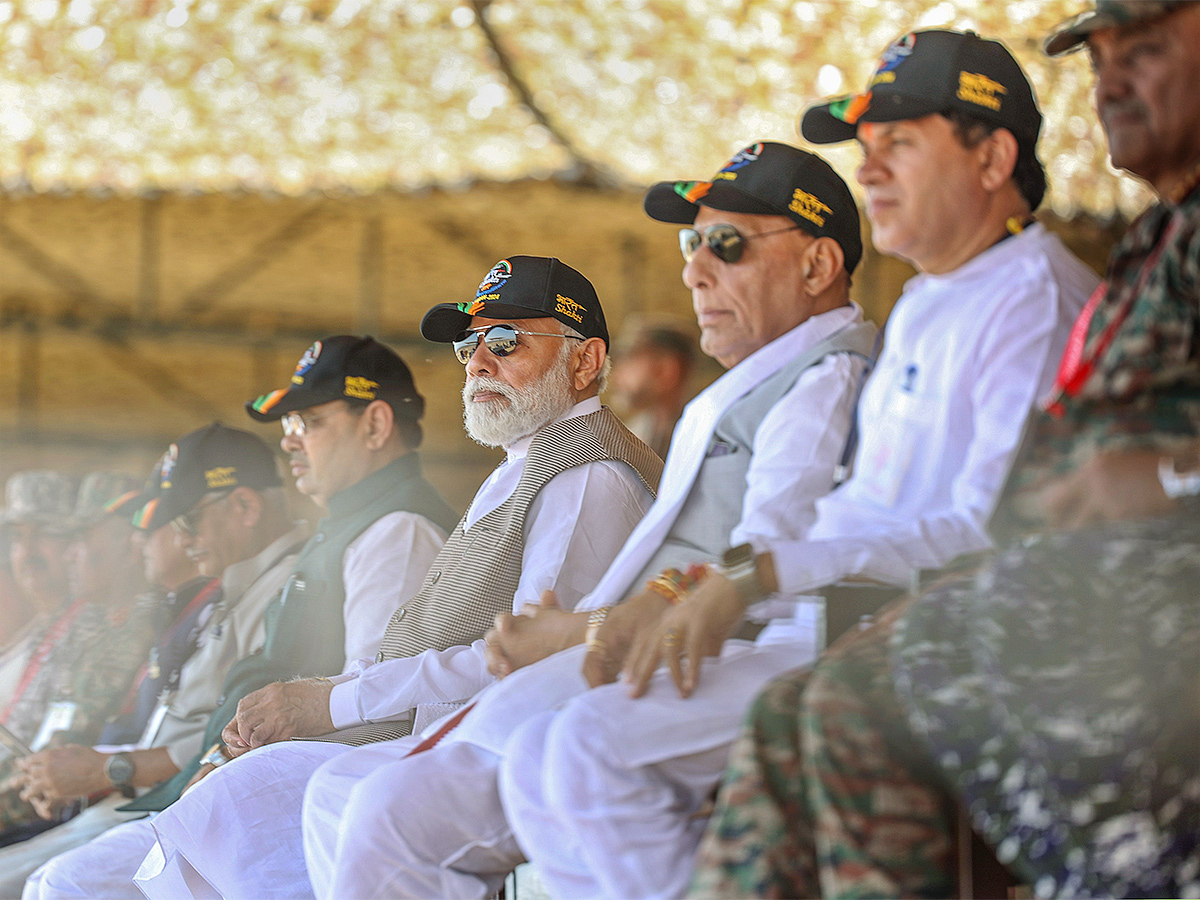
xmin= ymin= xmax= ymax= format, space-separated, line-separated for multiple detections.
xmin=0 ymin=0 xmax=1149 ymax=218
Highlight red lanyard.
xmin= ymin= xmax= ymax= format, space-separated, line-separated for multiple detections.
xmin=1045 ymin=213 xmax=1183 ymax=417
xmin=2 ymin=598 xmax=88 ymax=724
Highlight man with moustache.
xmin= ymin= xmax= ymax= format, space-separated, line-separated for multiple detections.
xmin=692 ymin=10 xmax=1200 ymax=897
xmin=32 ymin=258 xmax=659 ymax=900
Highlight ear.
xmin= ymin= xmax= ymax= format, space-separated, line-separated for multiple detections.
xmin=228 ymin=487 xmax=264 ymax=529
xmin=979 ymin=128 xmax=1019 ymax=193
xmin=359 ymin=400 xmax=395 ymax=451
xmin=800 ymin=237 xmax=846 ymax=297
xmin=571 ymin=338 xmax=608 ymax=393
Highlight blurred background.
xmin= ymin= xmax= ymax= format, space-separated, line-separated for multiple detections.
xmin=0 ymin=0 xmax=1140 ymax=512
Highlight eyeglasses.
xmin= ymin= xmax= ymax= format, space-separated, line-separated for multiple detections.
xmin=281 ymin=408 xmax=341 ymax=438
xmin=172 ymin=491 xmax=232 ymax=537
xmin=678 ymin=223 xmax=803 ymax=264
xmin=451 ymin=324 xmax=583 ymax=365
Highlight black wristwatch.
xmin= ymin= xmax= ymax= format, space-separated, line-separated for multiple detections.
xmin=104 ymin=752 xmax=135 ymax=791
xmin=718 ymin=543 xmax=768 ymax=604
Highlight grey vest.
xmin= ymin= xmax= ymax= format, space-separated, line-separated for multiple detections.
xmin=629 ymin=321 xmax=878 ymax=584
xmin=315 ymin=406 xmax=662 ymax=745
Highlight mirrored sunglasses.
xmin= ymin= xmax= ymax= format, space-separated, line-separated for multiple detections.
xmin=451 ymin=324 xmax=583 ymax=365
xmin=281 ymin=408 xmax=341 ymax=437
xmin=678 ymin=223 xmax=803 ymax=264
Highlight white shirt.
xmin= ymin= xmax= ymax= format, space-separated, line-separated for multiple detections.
xmin=328 ymin=397 xmax=654 ymax=728
xmin=769 ymin=224 xmax=1098 ymax=594
xmin=340 ymin=512 xmax=448 ymax=665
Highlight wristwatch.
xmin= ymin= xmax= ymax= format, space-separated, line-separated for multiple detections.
xmin=104 ymin=752 xmax=135 ymax=790
xmin=198 ymin=741 xmax=231 ymax=768
xmin=718 ymin=543 xmax=768 ymax=604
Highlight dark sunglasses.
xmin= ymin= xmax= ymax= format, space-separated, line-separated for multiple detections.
xmin=451 ymin=324 xmax=583 ymax=365
xmin=171 ymin=490 xmax=233 ymax=537
xmin=678 ymin=223 xmax=803 ymax=264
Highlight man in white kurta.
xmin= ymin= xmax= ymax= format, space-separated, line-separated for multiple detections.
xmin=496 ymin=31 xmax=1102 ymax=900
xmin=295 ymin=143 xmax=885 ymax=900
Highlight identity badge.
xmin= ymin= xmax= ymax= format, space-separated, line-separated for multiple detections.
xmin=30 ymin=700 xmax=79 ymax=752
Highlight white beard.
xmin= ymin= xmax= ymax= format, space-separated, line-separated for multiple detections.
xmin=462 ymin=347 xmax=577 ymax=449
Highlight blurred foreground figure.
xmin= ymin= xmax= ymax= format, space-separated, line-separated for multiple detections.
xmin=692 ymin=5 xmax=1200 ymax=897
xmin=0 ymin=473 xmax=77 ymax=711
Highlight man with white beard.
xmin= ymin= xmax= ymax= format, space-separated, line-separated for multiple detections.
xmin=27 ymin=255 xmax=661 ymax=900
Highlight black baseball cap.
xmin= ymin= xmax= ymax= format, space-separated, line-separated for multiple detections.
xmin=1045 ymin=1 xmax=1192 ymax=56
xmin=246 ymin=335 xmax=424 ymax=423
xmin=801 ymin=30 xmax=1042 ymax=154
xmin=420 ymin=256 xmax=609 ymax=347
xmin=134 ymin=423 xmax=282 ymax=531
xmin=642 ymin=141 xmax=863 ymax=274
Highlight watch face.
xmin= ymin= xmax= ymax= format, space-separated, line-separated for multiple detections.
xmin=106 ymin=753 xmax=135 ymax=787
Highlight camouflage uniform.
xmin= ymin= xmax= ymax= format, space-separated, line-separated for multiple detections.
xmin=0 ymin=473 xmax=158 ymax=837
xmin=690 ymin=176 xmax=1200 ymax=897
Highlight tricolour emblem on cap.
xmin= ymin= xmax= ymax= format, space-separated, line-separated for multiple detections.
xmin=251 ymin=389 xmax=288 ymax=415
xmin=476 ymin=260 xmax=512 ymax=297
xmin=291 ymin=340 xmax=322 ymax=386
xmin=674 ymin=181 xmax=712 ymax=203
xmin=131 ymin=498 xmax=157 ymax=529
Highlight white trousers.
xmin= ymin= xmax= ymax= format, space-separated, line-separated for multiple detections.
xmin=499 ymin=640 xmax=808 ymax=900
xmin=134 ymin=740 xmax=352 ymax=900
xmin=0 ymin=796 xmax=146 ymax=898
xmin=22 ymin=815 xmax=157 ymax=900
xmin=304 ymin=737 xmax=522 ymax=900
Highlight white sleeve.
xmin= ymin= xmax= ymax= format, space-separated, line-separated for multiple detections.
xmin=339 ymin=511 xmax=449 ymax=665
xmin=513 ymin=459 xmax=655 ymax=613
xmin=731 ymin=353 xmax=864 ymax=547
xmin=771 ymin=283 xmax=1069 ymax=594
xmin=328 ymin=460 xmax=654 ymax=728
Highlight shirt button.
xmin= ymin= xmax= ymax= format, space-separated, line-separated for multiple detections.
xmin=429 ymin=571 xmax=440 ymax=584
xmin=217 ymin=694 xmax=226 ymax=705
xmin=314 ymin=533 xmax=325 ymax=543
xmin=374 ymin=651 xmax=384 ymax=663
xmin=394 ymin=607 xmax=407 ymax=621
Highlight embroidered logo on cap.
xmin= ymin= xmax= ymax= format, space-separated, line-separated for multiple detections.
xmin=344 ymin=376 xmax=378 ymax=400
xmin=713 ymin=143 xmax=763 ymax=182
xmin=789 ymin=189 xmax=832 ymax=227
xmin=291 ymin=341 xmax=322 ymax=386
xmin=555 ymin=294 xmax=585 ymax=324
xmin=160 ymin=445 xmax=178 ymax=490
xmin=205 ymin=466 xmax=238 ymax=490
xmin=957 ymin=71 xmax=1006 ymax=111
xmin=476 ymin=260 xmax=512 ymax=297
xmin=870 ymin=32 xmax=915 ymax=86
xmin=457 ymin=299 xmax=486 ymax=315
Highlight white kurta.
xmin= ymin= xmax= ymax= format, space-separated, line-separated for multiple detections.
xmin=48 ymin=399 xmax=654 ymax=900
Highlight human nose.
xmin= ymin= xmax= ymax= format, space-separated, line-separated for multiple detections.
xmin=464 ymin=337 xmax=496 ymax=377
xmin=280 ymin=431 xmax=302 ymax=453
xmin=682 ymin=242 xmax=717 ymax=291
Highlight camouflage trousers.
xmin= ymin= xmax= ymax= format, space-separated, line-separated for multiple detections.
xmin=689 ymin=596 xmax=956 ymax=899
